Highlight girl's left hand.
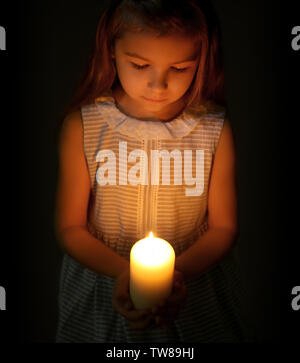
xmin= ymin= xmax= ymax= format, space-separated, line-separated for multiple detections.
xmin=152 ymin=270 xmax=188 ymax=330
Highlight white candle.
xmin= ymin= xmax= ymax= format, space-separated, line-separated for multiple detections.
xmin=130 ymin=232 xmax=175 ymax=310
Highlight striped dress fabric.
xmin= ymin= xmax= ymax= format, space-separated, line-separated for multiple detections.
xmin=56 ymin=90 xmax=254 ymax=343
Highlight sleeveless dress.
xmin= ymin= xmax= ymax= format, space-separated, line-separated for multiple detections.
xmin=56 ymin=90 xmax=255 ymax=343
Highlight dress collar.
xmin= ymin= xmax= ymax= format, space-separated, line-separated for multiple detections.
xmin=94 ymin=90 xmax=221 ymax=140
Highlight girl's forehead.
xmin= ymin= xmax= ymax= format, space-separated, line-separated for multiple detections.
xmin=115 ymin=31 xmax=198 ymax=61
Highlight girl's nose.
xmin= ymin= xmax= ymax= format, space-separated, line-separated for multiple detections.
xmin=147 ymin=71 xmax=168 ymax=90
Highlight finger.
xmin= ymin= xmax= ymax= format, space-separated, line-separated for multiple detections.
xmin=174 ymin=279 xmax=184 ymax=290
xmin=112 ymin=287 xmax=153 ymax=322
xmin=112 ymin=292 xmax=131 ymax=310
xmin=114 ymin=276 xmax=130 ymax=299
xmin=156 ymin=297 xmax=180 ymax=313
xmin=172 ymin=280 xmax=186 ymax=298
xmin=156 ymin=306 xmax=183 ymax=328
xmin=173 ymin=270 xmax=185 ymax=285
xmin=155 ymin=307 xmax=179 ymax=323
xmin=128 ymin=314 xmax=155 ymax=330
xmin=112 ymin=296 xmax=134 ymax=318
xmin=153 ymin=282 xmax=187 ymax=315
xmin=156 ymin=315 xmax=172 ymax=330
xmin=127 ymin=308 xmax=152 ymax=322
xmin=151 ymin=305 xmax=159 ymax=314
xmin=121 ymin=305 xmax=153 ymax=322
xmin=163 ymin=290 xmax=187 ymax=308
xmin=112 ymin=284 xmax=134 ymax=311
xmin=154 ymin=300 xmax=185 ymax=323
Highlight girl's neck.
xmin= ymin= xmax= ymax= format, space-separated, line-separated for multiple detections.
xmin=111 ymin=84 xmax=188 ymax=122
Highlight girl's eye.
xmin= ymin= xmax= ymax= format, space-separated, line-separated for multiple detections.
xmin=171 ymin=67 xmax=189 ymax=73
xmin=130 ymin=62 xmax=189 ymax=72
xmin=131 ymin=63 xmax=149 ymax=70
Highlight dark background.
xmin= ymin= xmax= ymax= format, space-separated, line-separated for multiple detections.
xmin=0 ymin=0 xmax=299 ymax=343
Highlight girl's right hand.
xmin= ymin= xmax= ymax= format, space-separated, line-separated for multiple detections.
xmin=112 ymin=267 xmax=155 ymax=330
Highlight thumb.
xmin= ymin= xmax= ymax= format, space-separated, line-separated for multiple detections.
xmin=114 ymin=270 xmax=130 ymax=299
xmin=124 ymin=300 xmax=134 ymax=310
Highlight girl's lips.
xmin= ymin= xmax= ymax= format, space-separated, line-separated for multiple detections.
xmin=142 ymin=96 xmax=167 ymax=103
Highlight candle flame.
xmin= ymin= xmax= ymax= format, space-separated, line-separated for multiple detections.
xmin=131 ymin=231 xmax=175 ymax=267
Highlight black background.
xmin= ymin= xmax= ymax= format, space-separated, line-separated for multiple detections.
xmin=0 ymin=0 xmax=299 ymax=344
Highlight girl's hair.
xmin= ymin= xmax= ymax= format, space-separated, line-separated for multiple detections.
xmin=61 ymin=0 xmax=225 ymax=120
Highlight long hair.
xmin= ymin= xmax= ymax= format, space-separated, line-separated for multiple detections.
xmin=61 ymin=0 xmax=225 ymax=121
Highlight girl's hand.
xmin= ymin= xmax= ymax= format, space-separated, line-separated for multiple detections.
xmin=112 ymin=267 xmax=155 ymax=330
xmin=152 ymin=270 xmax=188 ymax=330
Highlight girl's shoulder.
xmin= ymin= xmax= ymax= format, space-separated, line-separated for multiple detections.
xmin=59 ymin=110 xmax=84 ymax=150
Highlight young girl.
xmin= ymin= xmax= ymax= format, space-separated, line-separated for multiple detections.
xmin=55 ymin=0 xmax=254 ymax=342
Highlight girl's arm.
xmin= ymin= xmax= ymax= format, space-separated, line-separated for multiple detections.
xmin=55 ymin=111 xmax=129 ymax=279
xmin=175 ymin=119 xmax=238 ymax=281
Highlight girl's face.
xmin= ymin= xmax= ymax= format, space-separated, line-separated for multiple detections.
xmin=112 ymin=31 xmax=199 ymax=119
